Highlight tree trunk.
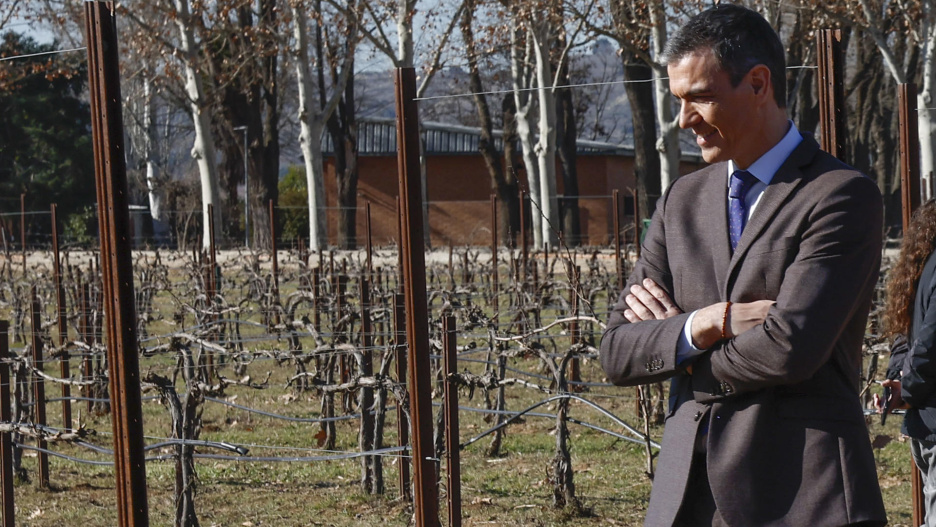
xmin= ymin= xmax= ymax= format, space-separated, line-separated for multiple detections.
xmin=462 ymin=0 xmax=517 ymax=247
xmin=294 ymin=3 xmax=328 ymax=249
xmin=172 ymin=0 xmax=221 ymax=249
xmin=329 ymin=76 xmax=358 ymax=250
xmin=502 ymin=94 xmax=521 ymax=246
xmin=531 ymin=20 xmax=560 ymax=249
xmin=919 ymin=23 xmax=936 ymax=198
xmin=292 ymin=0 xmax=355 ymax=249
xmin=623 ymin=53 xmax=661 ymax=220
xmin=556 ymin=67 xmax=580 ymax=246
xmin=142 ymin=74 xmax=167 ymax=243
xmin=649 ymin=2 xmax=680 ymax=190
xmin=511 ymin=26 xmax=543 ymax=249
xmin=260 ymin=0 xmax=280 ymax=248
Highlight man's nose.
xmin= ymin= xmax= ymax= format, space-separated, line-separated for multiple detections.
xmin=678 ymin=101 xmax=699 ymax=129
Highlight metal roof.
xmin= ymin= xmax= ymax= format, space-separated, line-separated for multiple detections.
xmin=322 ymin=117 xmax=636 ymax=157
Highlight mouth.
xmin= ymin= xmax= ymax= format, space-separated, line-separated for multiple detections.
xmin=694 ymin=130 xmax=717 ymax=147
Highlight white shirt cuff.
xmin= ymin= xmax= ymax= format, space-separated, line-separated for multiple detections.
xmin=676 ymin=310 xmax=705 ymax=364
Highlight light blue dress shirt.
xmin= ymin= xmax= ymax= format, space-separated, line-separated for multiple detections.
xmin=675 ymin=121 xmax=803 ymax=363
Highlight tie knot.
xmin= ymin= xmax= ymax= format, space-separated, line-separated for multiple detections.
xmin=729 ymin=170 xmax=756 ymax=199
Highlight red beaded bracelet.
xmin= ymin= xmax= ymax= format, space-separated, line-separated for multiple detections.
xmin=721 ymin=301 xmax=732 ymax=340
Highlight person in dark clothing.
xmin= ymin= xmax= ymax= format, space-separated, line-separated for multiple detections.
xmin=884 ymin=199 xmax=936 ymax=526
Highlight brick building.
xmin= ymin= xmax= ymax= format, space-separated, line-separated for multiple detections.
xmin=323 ymin=118 xmax=703 ymax=247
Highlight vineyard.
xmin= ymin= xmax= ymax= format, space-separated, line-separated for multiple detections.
xmin=0 ymin=239 xmax=919 ymax=526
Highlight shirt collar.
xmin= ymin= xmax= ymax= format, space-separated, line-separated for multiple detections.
xmin=727 ymin=121 xmax=802 ymax=186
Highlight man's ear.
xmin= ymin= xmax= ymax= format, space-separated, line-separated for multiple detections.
xmin=749 ymin=65 xmax=770 ymax=98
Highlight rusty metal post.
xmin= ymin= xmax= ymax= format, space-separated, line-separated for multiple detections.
xmin=51 ymin=204 xmax=72 ymax=429
xmin=0 ymin=321 xmax=13 ymax=527
xmin=207 ymin=203 xmax=217 ymax=298
xmin=442 ymin=316 xmax=461 ymax=527
xmin=900 ymin=83 xmax=922 ymax=231
xmin=491 ymin=194 xmax=499 ymax=322
xmin=0 ymin=320 xmax=16 ymax=527
xmin=816 ymin=29 xmax=846 ymax=161
xmin=612 ymin=190 xmax=623 ymax=291
xmin=567 ymin=263 xmax=581 ymax=390
xmin=632 ymin=188 xmax=641 ymax=259
xmin=269 ymin=199 xmax=280 ymax=325
xmin=30 ymin=289 xmax=49 ymax=488
xmin=84 ymin=3 xmax=150 ymax=525
xmin=80 ymin=282 xmax=93 ymax=413
xmin=392 ymin=293 xmax=411 ymax=501
xmin=397 ymin=195 xmax=405 ymax=292
xmin=519 ymin=187 xmax=528 ymax=283
xmin=394 ymin=67 xmax=440 ymax=526
xmin=359 ymin=278 xmax=375 ymax=491
xmin=365 ymin=201 xmax=373 ymax=277
xmin=897 ymin=82 xmax=926 ymax=527
xmin=20 ymin=193 xmax=25 ymax=278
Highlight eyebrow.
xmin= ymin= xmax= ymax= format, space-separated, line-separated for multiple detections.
xmin=674 ymin=86 xmax=714 ymax=100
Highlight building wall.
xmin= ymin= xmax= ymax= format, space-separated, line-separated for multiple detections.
xmin=324 ymin=153 xmax=703 ymax=248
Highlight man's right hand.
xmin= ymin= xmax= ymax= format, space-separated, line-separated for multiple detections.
xmin=690 ymin=299 xmax=774 ymax=349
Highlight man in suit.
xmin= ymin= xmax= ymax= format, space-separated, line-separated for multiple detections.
xmin=600 ymin=4 xmax=887 ymax=526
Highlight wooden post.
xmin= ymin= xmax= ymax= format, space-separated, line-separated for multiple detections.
xmin=394 ymin=67 xmax=440 ymax=526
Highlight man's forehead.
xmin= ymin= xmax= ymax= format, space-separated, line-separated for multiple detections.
xmin=667 ymin=50 xmax=725 ymax=93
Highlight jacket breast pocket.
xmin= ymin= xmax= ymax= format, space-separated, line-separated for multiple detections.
xmin=740 ymin=237 xmax=799 ymax=300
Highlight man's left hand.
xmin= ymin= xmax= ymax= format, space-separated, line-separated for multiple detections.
xmin=624 ymin=278 xmax=683 ymax=322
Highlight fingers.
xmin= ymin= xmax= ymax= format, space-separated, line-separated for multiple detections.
xmin=625 ymin=279 xmax=681 ymax=322
xmin=624 ymin=291 xmax=655 ymax=321
xmin=641 ymin=278 xmax=682 ymax=317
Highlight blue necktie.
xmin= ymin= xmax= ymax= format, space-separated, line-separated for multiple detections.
xmin=729 ymin=170 xmax=757 ymax=251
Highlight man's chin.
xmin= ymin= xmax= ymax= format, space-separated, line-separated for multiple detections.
xmin=700 ymin=148 xmax=726 ymax=164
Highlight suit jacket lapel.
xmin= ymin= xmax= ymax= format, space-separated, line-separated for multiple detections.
xmin=724 ymin=135 xmax=820 ymax=295
xmin=703 ymin=164 xmax=733 ymax=297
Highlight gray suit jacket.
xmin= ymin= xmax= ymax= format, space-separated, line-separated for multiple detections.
xmin=600 ymin=135 xmax=887 ymax=526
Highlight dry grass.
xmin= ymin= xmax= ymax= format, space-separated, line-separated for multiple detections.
xmin=0 ymin=249 xmax=917 ymax=526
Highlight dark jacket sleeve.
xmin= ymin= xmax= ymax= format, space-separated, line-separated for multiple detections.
xmin=599 ymin=183 xmax=689 ymax=387
xmin=902 ymin=273 xmax=936 ymax=407
xmin=886 ymin=334 xmax=908 ymax=381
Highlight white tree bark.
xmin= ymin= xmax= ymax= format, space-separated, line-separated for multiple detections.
xmin=649 ymin=1 xmax=680 ymax=192
xmin=511 ymin=24 xmax=544 ymax=248
xmin=290 ymin=0 xmax=355 ymax=249
xmin=855 ymin=0 xmax=936 ymax=198
xmin=396 ymin=0 xmax=416 ymax=67
xmin=172 ymin=0 xmax=221 ymax=249
xmin=530 ymin=19 xmax=560 ymax=248
xmin=143 ymin=74 xmax=163 ymax=223
xmin=919 ymin=21 xmax=936 ymax=199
